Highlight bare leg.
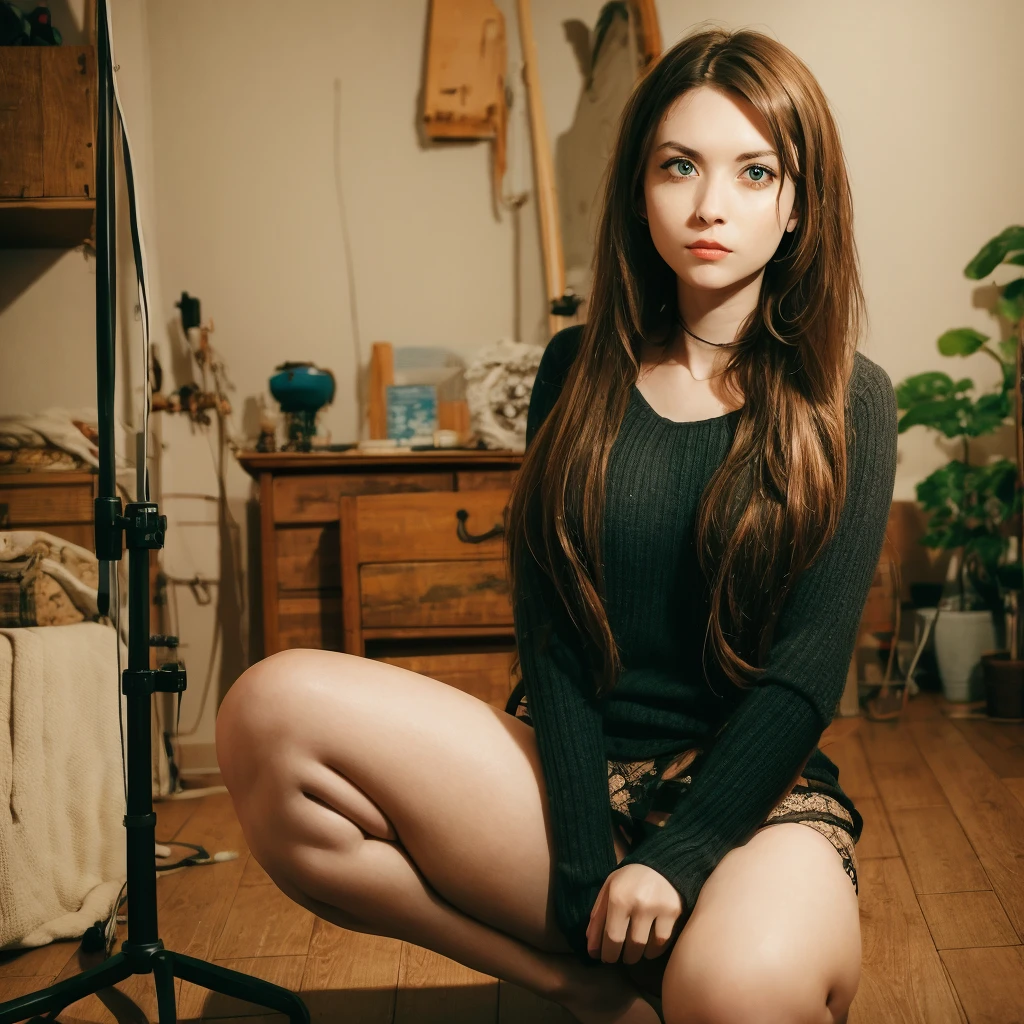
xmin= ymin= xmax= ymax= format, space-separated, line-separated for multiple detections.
xmin=260 ymin=825 xmax=658 ymax=1024
xmin=245 ymin=787 xmax=613 ymax=1008
xmin=221 ymin=684 xmax=660 ymax=1023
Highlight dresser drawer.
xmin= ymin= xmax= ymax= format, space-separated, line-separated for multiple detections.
xmin=375 ymin=650 xmax=517 ymax=709
xmin=456 ymin=469 xmax=517 ymax=491
xmin=345 ymin=488 xmax=510 ymax=563
xmin=274 ymin=471 xmax=454 ymax=523
xmin=0 ymin=475 xmax=95 ymax=525
xmin=360 ymin=559 xmax=512 ymax=628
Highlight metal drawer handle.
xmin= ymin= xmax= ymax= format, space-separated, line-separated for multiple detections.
xmin=455 ymin=508 xmax=504 ymax=544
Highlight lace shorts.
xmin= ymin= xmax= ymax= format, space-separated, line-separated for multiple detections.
xmin=512 ymin=691 xmax=859 ymax=897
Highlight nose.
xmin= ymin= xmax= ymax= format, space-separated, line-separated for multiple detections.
xmin=693 ymin=172 xmax=728 ymax=225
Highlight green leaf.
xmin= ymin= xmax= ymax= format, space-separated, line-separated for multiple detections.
xmin=897 ymin=398 xmax=971 ymax=437
xmin=1004 ymin=277 xmax=1024 ymax=301
xmin=997 ymin=293 xmax=1024 ymax=324
xmin=968 ymin=533 xmax=1006 ymax=566
xmin=965 ymin=540 xmax=1009 ymax=609
xmin=916 ymin=462 xmax=968 ymax=511
xmin=1007 ymin=252 xmax=1024 ymax=267
xmin=973 ymin=393 xmax=1012 ymax=414
xmin=938 ymin=328 xmax=989 ymax=356
xmin=966 ymin=391 xmax=1013 ymax=435
xmin=965 ymin=226 xmax=1024 ymax=278
xmin=998 ymin=337 xmax=1018 ymax=363
xmin=894 ymin=372 xmax=956 ymax=407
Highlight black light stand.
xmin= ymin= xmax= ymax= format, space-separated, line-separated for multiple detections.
xmin=0 ymin=2 xmax=309 ymax=1021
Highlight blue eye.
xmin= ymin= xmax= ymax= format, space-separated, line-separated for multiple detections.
xmin=664 ymin=158 xmax=696 ymax=178
xmin=660 ymin=157 xmax=777 ymax=190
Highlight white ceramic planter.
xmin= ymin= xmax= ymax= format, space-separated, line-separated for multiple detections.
xmin=933 ymin=609 xmax=998 ymax=702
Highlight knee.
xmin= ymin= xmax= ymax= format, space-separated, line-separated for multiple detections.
xmin=663 ymin=955 xmax=830 ymax=1024
xmin=216 ymin=649 xmax=330 ymax=796
xmin=218 ymin=650 xmax=334 ymax=754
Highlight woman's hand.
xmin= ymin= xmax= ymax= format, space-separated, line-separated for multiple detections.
xmin=586 ymin=862 xmax=684 ymax=965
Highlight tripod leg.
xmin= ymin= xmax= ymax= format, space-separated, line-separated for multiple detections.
xmin=168 ymin=951 xmax=311 ymax=1024
xmin=153 ymin=950 xmax=177 ymax=1024
xmin=0 ymin=953 xmax=132 ymax=1024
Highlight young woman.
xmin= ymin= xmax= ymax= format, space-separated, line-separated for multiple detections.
xmin=217 ymin=26 xmax=897 ymax=1024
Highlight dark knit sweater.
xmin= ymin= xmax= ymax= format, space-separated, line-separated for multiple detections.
xmin=508 ymin=324 xmax=898 ymax=960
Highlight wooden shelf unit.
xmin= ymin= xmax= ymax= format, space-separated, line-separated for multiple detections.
xmin=0 ymin=45 xmax=96 ymax=248
xmin=0 ymin=197 xmax=96 ymax=248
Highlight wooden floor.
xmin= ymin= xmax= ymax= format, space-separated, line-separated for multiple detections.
xmin=2 ymin=689 xmax=1024 ymax=1023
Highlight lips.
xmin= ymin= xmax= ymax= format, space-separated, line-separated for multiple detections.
xmin=687 ymin=240 xmax=730 ymax=251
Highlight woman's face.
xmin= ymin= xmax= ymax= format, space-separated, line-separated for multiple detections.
xmin=641 ymin=85 xmax=799 ymax=294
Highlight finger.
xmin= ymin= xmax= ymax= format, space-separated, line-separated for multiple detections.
xmin=586 ymin=883 xmax=609 ymax=959
xmin=644 ymin=910 xmax=683 ymax=960
xmin=600 ymin=895 xmax=629 ymax=964
xmin=621 ymin=911 xmax=656 ymax=966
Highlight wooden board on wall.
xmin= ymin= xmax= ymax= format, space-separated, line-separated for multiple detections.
xmin=423 ymin=0 xmax=506 ymax=140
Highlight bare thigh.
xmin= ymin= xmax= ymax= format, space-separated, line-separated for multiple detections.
xmin=216 ymin=648 xmax=617 ymax=955
xmin=661 ymin=822 xmax=861 ymax=1023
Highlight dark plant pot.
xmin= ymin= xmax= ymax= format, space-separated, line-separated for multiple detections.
xmin=980 ymin=650 xmax=1024 ymax=720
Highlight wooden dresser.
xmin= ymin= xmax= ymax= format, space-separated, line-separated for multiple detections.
xmin=237 ymin=450 xmax=523 ymax=704
xmin=0 ymin=470 xmax=98 ymax=546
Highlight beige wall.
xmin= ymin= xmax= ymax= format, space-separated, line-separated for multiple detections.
xmin=1 ymin=0 xmax=1021 ymax=770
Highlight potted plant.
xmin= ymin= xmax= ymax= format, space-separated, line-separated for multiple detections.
xmin=894 ymin=225 xmax=1024 ymax=709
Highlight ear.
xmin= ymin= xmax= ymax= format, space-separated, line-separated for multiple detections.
xmin=786 ymin=202 xmax=799 ymax=233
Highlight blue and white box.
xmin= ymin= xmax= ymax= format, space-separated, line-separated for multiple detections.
xmin=386 ymin=384 xmax=439 ymax=441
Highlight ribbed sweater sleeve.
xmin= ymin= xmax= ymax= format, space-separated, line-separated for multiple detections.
xmin=616 ymin=361 xmax=899 ymax=921
xmin=512 ymin=329 xmax=618 ymax=960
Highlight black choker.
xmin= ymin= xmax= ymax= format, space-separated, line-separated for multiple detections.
xmin=675 ymin=313 xmax=741 ymax=348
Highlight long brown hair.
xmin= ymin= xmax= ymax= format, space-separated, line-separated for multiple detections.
xmin=505 ymin=26 xmax=866 ymax=699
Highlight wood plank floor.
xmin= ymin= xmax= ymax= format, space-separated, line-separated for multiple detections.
xmin=2 ymin=690 xmax=1023 ymax=1023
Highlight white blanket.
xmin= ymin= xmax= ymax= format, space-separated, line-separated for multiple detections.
xmin=0 ymin=408 xmax=101 ymax=467
xmin=0 ymin=623 xmax=134 ymax=949
xmin=0 ymin=408 xmax=137 ymax=497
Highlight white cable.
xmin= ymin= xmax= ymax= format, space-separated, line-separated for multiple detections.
xmin=333 ymin=78 xmax=363 ymax=438
xmin=103 ymin=0 xmax=152 ymax=501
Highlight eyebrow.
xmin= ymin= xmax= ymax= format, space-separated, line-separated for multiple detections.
xmin=655 ymin=142 xmax=778 ymax=162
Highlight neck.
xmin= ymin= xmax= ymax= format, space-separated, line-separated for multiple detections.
xmin=673 ymin=270 xmax=763 ymax=376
